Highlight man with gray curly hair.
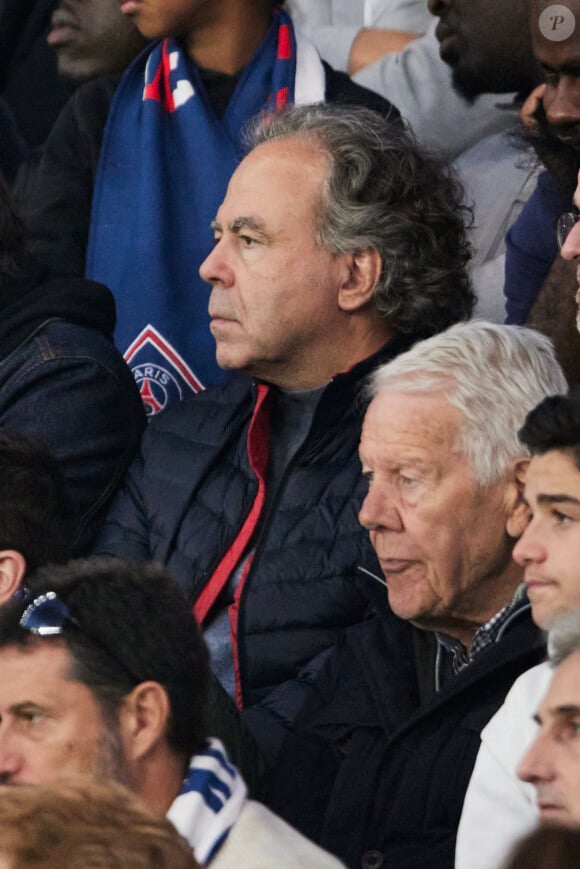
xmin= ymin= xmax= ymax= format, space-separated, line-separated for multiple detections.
xmin=96 ymin=103 xmax=473 ymax=720
xmin=262 ymin=321 xmax=566 ymax=869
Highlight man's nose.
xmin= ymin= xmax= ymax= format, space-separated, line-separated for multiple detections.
xmin=0 ymin=733 xmax=21 ymax=784
xmin=517 ymin=730 xmax=553 ymax=785
xmin=545 ymin=77 xmax=580 ymax=128
xmin=560 ymin=219 xmax=580 ymax=262
xmin=512 ymin=522 xmax=547 ymax=567
xmin=199 ymin=238 xmax=235 ymax=288
xmin=358 ymin=485 xmax=404 ymax=533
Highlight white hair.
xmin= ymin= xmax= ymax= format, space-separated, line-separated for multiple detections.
xmin=548 ymin=609 xmax=580 ymax=667
xmin=369 ymin=321 xmax=567 ymax=486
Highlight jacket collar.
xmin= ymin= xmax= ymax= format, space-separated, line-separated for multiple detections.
xmin=253 ymin=331 xmax=419 ymax=434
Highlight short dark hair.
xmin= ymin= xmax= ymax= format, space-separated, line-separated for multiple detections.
xmin=0 ymin=430 xmax=71 ymax=572
xmin=518 ymin=390 xmax=580 ymax=468
xmin=249 ymin=103 xmax=475 ymax=338
xmin=0 ymin=558 xmax=210 ymax=757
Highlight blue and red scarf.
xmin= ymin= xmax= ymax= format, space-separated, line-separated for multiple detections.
xmin=86 ymin=9 xmax=322 ymax=415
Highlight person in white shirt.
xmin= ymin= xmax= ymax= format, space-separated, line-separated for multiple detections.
xmin=457 ymin=390 xmax=580 ymax=869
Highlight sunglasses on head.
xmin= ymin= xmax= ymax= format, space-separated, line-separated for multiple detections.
xmin=18 ymin=590 xmax=140 ymax=684
xmin=20 ymin=591 xmax=77 ymax=636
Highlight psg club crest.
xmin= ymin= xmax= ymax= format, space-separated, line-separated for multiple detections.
xmin=124 ymin=325 xmax=204 ymax=416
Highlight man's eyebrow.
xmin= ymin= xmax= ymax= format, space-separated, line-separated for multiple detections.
xmin=554 ymin=704 xmax=580 ymax=718
xmin=210 ymin=216 xmax=271 ymax=240
xmin=11 ymin=701 xmax=47 ymax=714
xmin=529 ymin=706 xmax=580 ymax=725
xmin=537 ymin=493 xmax=580 ymax=507
xmin=230 ymin=216 xmax=269 ymax=237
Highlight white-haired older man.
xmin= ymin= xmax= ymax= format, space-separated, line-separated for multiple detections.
xmin=260 ymin=321 xmax=566 ymax=869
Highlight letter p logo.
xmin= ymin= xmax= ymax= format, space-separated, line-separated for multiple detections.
xmin=539 ymin=5 xmax=576 ymax=40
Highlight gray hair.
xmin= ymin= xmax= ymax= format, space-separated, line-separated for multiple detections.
xmin=369 ymin=321 xmax=567 ymax=486
xmin=247 ymin=103 xmax=475 ymax=338
xmin=548 ymin=608 xmax=580 ymax=667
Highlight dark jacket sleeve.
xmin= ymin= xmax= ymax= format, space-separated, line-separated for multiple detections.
xmin=0 ymin=321 xmax=145 ymax=553
xmin=12 ymin=76 xmax=117 ymax=281
xmin=92 ymin=445 xmax=153 ymax=561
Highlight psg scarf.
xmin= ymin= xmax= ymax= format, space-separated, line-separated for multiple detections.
xmin=86 ymin=9 xmax=324 ymax=415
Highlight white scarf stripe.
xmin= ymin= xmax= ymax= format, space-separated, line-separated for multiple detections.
xmin=167 ymin=738 xmax=247 ymax=865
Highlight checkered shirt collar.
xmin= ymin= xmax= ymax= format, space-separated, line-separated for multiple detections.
xmin=437 ymin=584 xmax=528 ymax=675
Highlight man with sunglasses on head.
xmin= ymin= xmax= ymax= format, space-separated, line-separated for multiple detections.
xmin=0 ymin=557 xmax=344 ymax=868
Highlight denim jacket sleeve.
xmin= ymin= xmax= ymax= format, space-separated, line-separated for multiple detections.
xmin=0 ymin=320 xmax=145 ymax=552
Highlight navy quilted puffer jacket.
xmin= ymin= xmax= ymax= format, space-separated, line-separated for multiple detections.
xmin=95 ymin=336 xmax=413 ymax=707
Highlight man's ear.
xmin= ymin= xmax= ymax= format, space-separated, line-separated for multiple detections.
xmin=337 ymin=247 xmax=382 ymax=312
xmin=119 ymin=681 xmax=171 ymax=762
xmin=505 ymin=458 xmax=531 ymax=539
xmin=0 ymin=550 xmax=27 ymax=606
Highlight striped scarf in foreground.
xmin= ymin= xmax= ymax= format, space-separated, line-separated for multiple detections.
xmin=167 ymin=737 xmax=247 ymax=864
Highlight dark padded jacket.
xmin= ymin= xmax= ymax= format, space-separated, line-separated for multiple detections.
xmin=263 ymin=603 xmax=546 ymax=869
xmin=95 ymin=335 xmax=414 ymax=708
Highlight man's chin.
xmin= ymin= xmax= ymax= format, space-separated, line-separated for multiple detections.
xmin=449 ymin=68 xmax=484 ymax=105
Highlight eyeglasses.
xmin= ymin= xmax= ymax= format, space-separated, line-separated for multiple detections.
xmin=557 ymin=211 xmax=580 ymax=250
xmin=19 ymin=590 xmax=140 ymax=683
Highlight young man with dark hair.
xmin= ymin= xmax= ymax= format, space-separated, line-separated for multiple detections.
xmin=0 ymin=557 xmax=344 ymax=868
xmin=457 ymin=389 xmax=580 ymax=868
xmin=0 ymin=430 xmax=71 ymax=604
